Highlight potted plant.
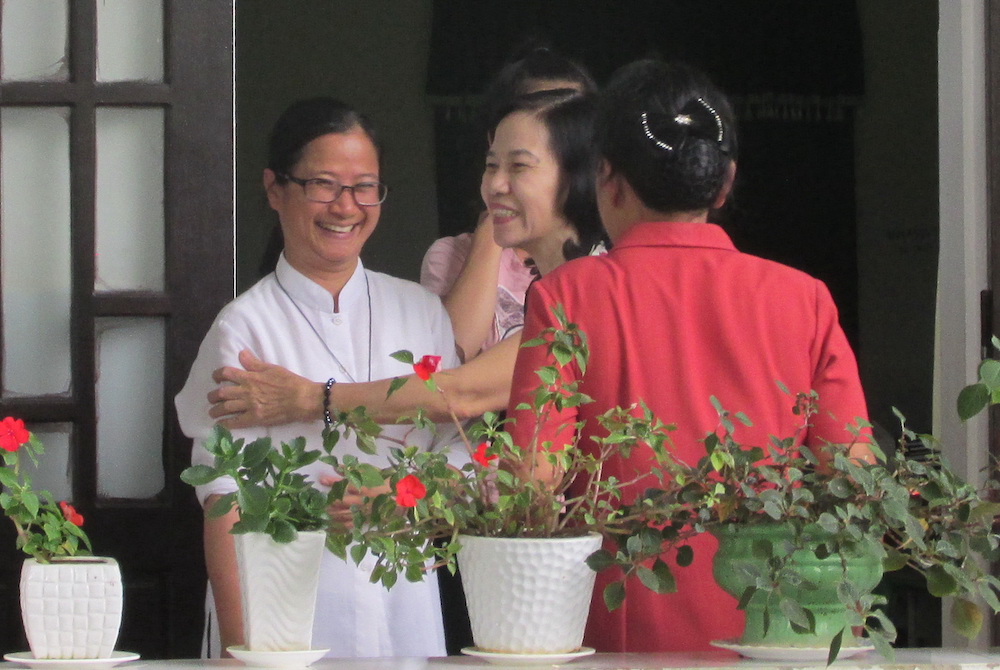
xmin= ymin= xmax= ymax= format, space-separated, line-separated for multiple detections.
xmin=594 ymin=387 xmax=1000 ymax=663
xmin=318 ymin=318 xmax=1000 ymax=663
xmin=317 ymin=307 xmax=682 ymax=659
xmin=0 ymin=416 xmax=126 ymax=661
xmin=187 ymin=312 xmax=1000 ymax=664
xmin=180 ymin=428 xmax=332 ymax=655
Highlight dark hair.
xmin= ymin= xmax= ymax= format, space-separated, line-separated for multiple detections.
xmin=480 ymin=45 xmax=596 ymax=136
xmin=596 ymin=60 xmax=738 ymax=213
xmin=491 ymin=90 xmax=604 ymax=261
xmin=267 ymin=97 xmax=381 ymax=182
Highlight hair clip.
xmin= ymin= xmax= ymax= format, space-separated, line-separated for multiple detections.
xmin=695 ymin=97 xmax=725 ymax=145
xmin=641 ymin=111 xmax=674 ymax=152
xmin=641 ymin=99 xmax=726 ymax=153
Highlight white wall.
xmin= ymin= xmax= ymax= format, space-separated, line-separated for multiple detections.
xmin=936 ymin=0 xmax=990 ymax=649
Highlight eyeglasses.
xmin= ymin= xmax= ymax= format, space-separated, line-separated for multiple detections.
xmin=281 ymin=174 xmax=388 ymax=206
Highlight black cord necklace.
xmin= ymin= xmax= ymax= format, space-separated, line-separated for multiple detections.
xmin=274 ymin=267 xmax=373 ymax=383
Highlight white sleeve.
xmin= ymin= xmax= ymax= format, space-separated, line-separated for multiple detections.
xmin=174 ymin=315 xmax=259 ymax=506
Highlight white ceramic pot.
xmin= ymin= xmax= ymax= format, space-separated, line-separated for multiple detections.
xmin=457 ymin=533 xmax=603 ymax=654
xmin=234 ymin=530 xmax=326 ymax=652
xmin=20 ymin=556 xmax=123 ymax=659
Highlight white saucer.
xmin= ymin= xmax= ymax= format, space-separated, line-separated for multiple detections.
xmin=2 ymin=651 xmax=140 ymax=670
xmin=460 ymin=646 xmax=595 ymax=666
xmin=227 ymin=646 xmax=329 ymax=668
xmin=710 ymin=639 xmax=874 ymax=662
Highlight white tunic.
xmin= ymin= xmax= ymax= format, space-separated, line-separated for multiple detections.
xmin=175 ymin=255 xmax=465 ymax=658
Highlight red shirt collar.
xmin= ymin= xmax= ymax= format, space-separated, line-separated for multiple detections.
xmin=613 ymin=221 xmax=737 ymax=252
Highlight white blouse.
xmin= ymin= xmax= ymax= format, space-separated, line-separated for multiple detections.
xmin=175 ymin=255 xmax=465 ymax=658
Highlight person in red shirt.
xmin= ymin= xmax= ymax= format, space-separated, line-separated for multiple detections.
xmin=506 ymin=59 xmax=873 ymax=653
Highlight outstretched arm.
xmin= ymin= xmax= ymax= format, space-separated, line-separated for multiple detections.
xmin=209 ymin=337 xmax=518 ymax=428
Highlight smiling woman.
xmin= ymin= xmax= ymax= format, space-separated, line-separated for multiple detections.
xmin=206 ymin=91 xmax=605 ymax=430
xmin=174 ymin=97 xmax=467 ymax=659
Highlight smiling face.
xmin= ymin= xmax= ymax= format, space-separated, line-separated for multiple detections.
xmin=481 ymin=111 xmax=572 ymax=258
xmin=265 ymin=127 xmax=381 ymax=288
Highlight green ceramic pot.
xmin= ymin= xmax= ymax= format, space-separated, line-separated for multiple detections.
xmin=712 ymin=523 xmax=883 ymax=647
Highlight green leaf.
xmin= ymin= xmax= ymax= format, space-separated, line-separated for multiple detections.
xmin=390 ymin=350 xmax=415 ymax=365
xmin=270 ymin=519 xmax=296 ymax=544
xmin=22 ymin=491 xmax=39 ymax=518
xmin=238 ymin=484 xmax=270 ymax=517
xmin=979 ymin=358 xmax=1000 ymax=390
xmin=207 ymin=493 xmax=236 ymax=518
xmin=603 ymin=581 xmax=626 ymax=611
xmin=675 ymin=545 xmax=694 ymax=568
xmin=357 ymin=463 xmax=386 ymax=489
xmin=882 ymin=548 xmax=909 ymax=572
xmin=405 ymin=562 xmax=424 ymax=583
xmin=382 ymin=569 xmax=398 ymax=589
xmin=636 ymin=559 xmax=676 ymax=594
xmin=957 ymin=383 xmax=990 ymax=421
xmin=925 ymin=564 xmax=959 ymax=597
xmin=356 ymin=434 xmax=378 ymax=456
xmin=243 ymin=438 xmax=272 ymax=468
xmin=180 ymin=465 xmax=221 ymax=486
xmin=232 ymin=515 xmax=267 ymax=533
xmin=585 ymin=549 xmax=616 ymax=573
xmin=349 ymin=543 xmax=367 ymax=565
xmin=386 ymin=376 xmax=408 ymax=399
xmin=779 ymin=598 xmax=813 ymax=632
xmin=951 ymin=598 xmax=983 ymax=639
xmin=827 ymin=478 xmax=853 ymax=499
xmin=736 ymin=586 xmax=756 ymax=611
xmin=827 ymin=628 xmax=844 ymax=665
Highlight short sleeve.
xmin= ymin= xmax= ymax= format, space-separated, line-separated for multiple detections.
xmin=420 ymin=234 xmax=472 ymax=297
xmin=807 ymin=281 xmax=871 ymax=447
xmin=174 ymin=316 xmax=260 ymax=505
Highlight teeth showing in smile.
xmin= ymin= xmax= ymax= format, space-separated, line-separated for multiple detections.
xmin=319 ymin=222 xmax=354 ymax=233
xmin=492 ymin=208 xmax=518 ymax=219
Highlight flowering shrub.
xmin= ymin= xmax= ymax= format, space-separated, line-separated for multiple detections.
xmin=0 ymin=417 xmax=92 ymax=562
xmin=320 ymin=313 xmax=1000 ymax=663
xmin=180 ymin=306 xmax=1000 ymax=662
xmin=322 ymin=306 xmax=676 ymax=583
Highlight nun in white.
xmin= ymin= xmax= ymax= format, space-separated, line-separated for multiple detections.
xmin=174 ymin=98 xmax=464 ymax=659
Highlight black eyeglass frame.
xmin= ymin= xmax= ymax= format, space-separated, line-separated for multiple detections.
xmin=280 ymin=173 xmax=388 ymax=206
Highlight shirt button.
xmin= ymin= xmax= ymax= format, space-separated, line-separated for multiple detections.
xmin=333 ymin=315 xmax=343 ymax=325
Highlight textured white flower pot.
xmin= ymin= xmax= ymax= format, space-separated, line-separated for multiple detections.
xmin=234 ymin=530 xmax=326 ymax=652
xmin=20 ymin=556 xmax=123 ymax=659
xmin=457 ymin=533 xmax=603 ymax=654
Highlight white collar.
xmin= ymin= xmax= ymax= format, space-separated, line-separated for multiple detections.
xmin=274 ymin=254 xmax=368 ymax=314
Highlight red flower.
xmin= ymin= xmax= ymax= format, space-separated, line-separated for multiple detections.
xmin=473 ymin=442 xmax=496 ymax=467
xmin=395 ymin=474 xmax=426 ymax=508
xmin=0 ymin=417 xmax=29 ymax=452
xmin=59 ymin=501 xmax=84 ymax=527
xmin=413 ymin=355 xmax=442 ymax=381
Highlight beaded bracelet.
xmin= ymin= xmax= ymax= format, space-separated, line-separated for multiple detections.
xmin=323 ymin=378 xmax=336 ymax=428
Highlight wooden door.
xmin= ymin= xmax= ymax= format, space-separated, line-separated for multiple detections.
xmin=0 ymin=0 xmax=234 ymax=658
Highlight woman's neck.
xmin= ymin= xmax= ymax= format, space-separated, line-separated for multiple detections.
xmin=523 ymin=225 xmax=578 ymax=276
xmin=283 ymin=252 xmax=357 ymax=310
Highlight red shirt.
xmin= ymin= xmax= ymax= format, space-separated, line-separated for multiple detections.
xmin=507 ymin=221 xmax=870 ymax=652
